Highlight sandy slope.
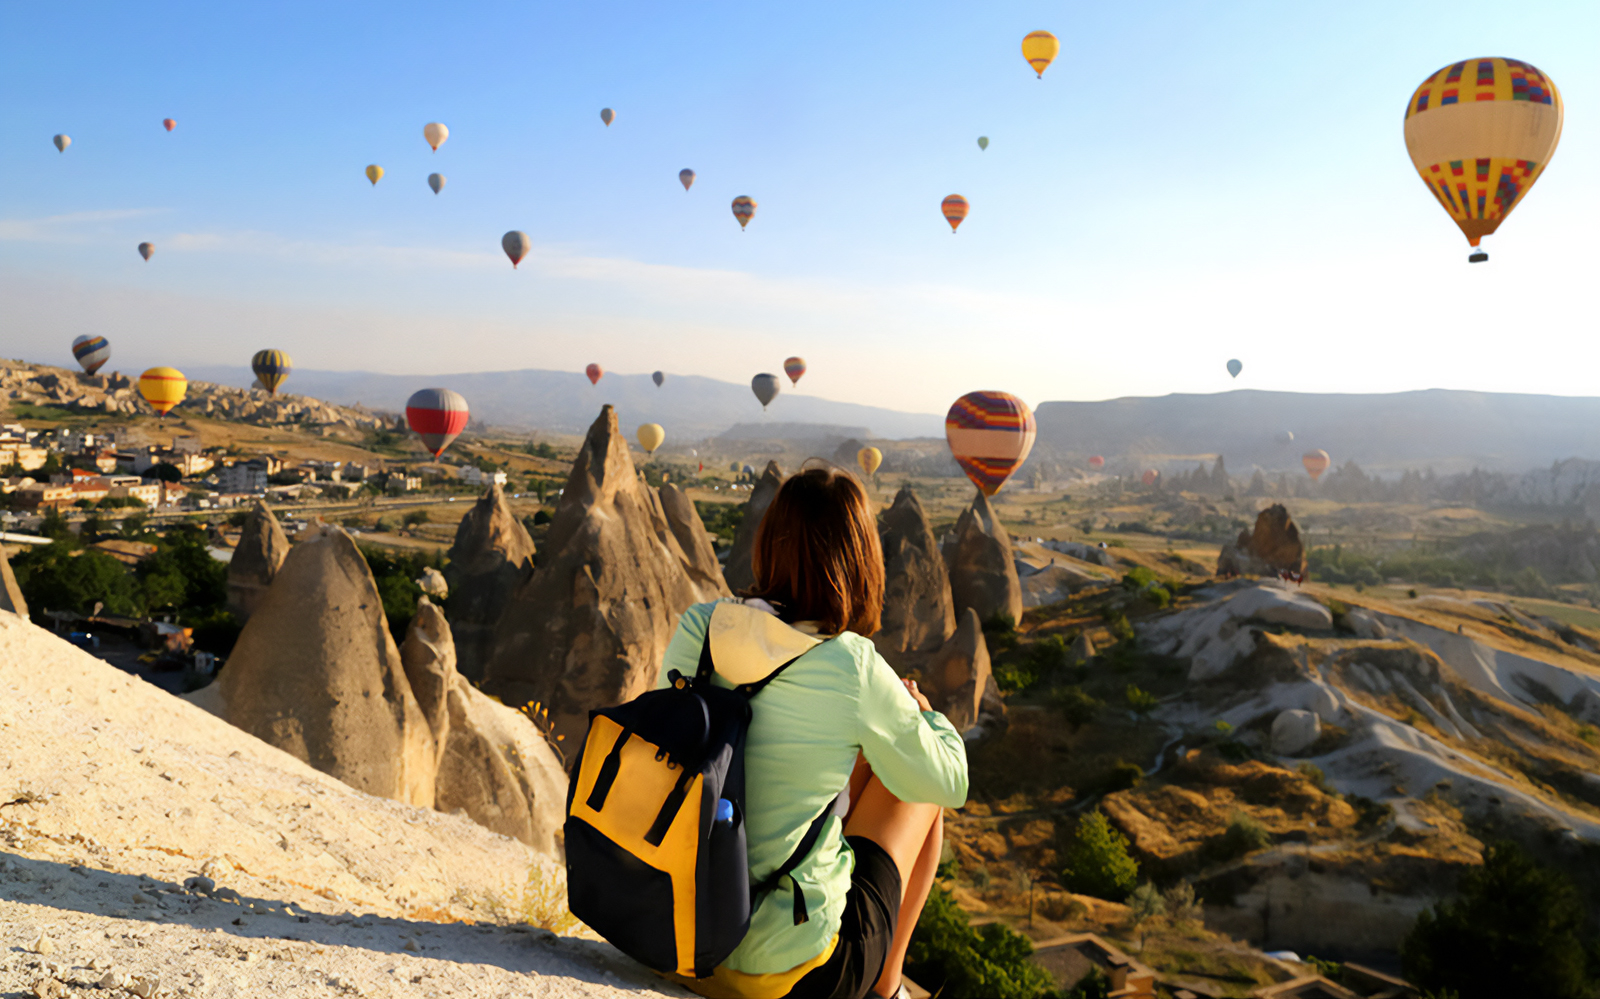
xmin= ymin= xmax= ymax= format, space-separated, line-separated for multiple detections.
xmin=0 ymin=611 xmax=686 ymax=997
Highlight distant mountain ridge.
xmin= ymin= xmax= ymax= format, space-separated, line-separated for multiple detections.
xmin=182 ymin=366 xmax=945 ymax=441
xmin=1034 ymin=389 xmax=1600 ymax=476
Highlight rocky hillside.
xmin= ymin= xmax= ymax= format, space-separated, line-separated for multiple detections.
xmin=1 ymin=359 xmax=392 ymax=432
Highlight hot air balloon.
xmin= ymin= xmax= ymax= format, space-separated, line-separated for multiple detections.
xmin=784 ymin=357 xmax=806 ymax=385
xmin=1303 ymin=449 xmax=1331 ymax=481
xmin=1278 ymin=430 xmax=1296 ymax=443
xmin=977 ymin=136 xmax=989 ymax=151
xmin=858 ymin=446 xmax=883 ymax=476
xmin=137 ymin=243 xmax=154 ymax=261
xmin=941 ymin=194 xmax=968 ymax=233
xmin=1142 ymin=469 xmax=1159 ymax=487
xmin=53 ymin=134 xmax=70 ymax=153
xmin=751 ymin=374 xmax=780 ymax=409
xmin=406 ymin=388 xmax=469 ymax=458
xmin=1021 ymin=30 xmax=1059 ymax=78
xmin=138 ymin=367 xmax=187 ymax=417
xmin=679 ymin=169 xmax=695 ymax=191
xmin=732 ymin=196 xmax=757 ymax=230
xmin=586 ymin=363 xmax=603 ymax=385
xmin=162 ymin=118 xmax=175 ymax=132
xmin=652 ymin=371 xmax=665 ymax=387
xmin=1227 ymin=359 xmax=1242 ymax=378
xmin=637 ymin=424 xmax=665 ymax=454
xmin=428 ymin=173 xmax=445 ymax=194
xmin=423 ymin=122 xmax=449 ymax=151
xmin=945 ymin=391 xmax=1036 ymax=495
xmin=72 ymin=335 xmax=111 ymax=375
xmin=502 ymin=231 xmax=530 ymax=268
xmin=251 ymin=349 xmax=292 ymax=395
xmin=1088 ymin=455 xmax=1105 ymax=470
xmin=600 ymin=108 xmax=615 ymax=126
xmin=1404 ymin=59 xmax=1562 ymax=263
xmin=365 ymin=164 xmax=383 ymax=185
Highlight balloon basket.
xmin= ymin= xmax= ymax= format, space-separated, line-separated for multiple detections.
xmin=1468 ymin=250 xmax=1488 ymax=264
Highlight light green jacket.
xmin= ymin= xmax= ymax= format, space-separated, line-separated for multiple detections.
xmin=657 ymin=600 xmax=970 ymax=975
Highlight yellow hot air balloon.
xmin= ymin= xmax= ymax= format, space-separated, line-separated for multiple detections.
xmin=1404 ymin=59 xmax=1562 ymax=262
xmin=1021 ymin=30 xmax=1059 ymax=79
xmin=138 ymin=367 xmax=187 ymax=416
xmin=858 ymin=446 xmax=882 ymax=476
xmin=365 ymin=164 xmax=384 ymax=186
xmin=637 ymin=423 xmax=665 ymax=454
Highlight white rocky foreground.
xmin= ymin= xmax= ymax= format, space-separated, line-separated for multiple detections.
xmin=0 ymin=611 xmax=686 ymax=998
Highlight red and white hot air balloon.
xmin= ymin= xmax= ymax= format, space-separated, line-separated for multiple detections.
xmin=406 ymin=388 xmax=469 ymax=458
xmin=1303 ymin=449 xmax=1331 ymax=481
xmin=945 ymin=391 xmax=1036 ymax=496
xmin=585 ymin=363 xmax=603 ymax=385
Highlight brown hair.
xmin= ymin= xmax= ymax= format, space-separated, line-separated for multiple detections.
xmin=749 ymin=464 xmax=883 ymax=636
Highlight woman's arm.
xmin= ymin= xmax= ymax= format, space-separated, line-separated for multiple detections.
xmin=854 ymin=647 xmax=969 ymax=808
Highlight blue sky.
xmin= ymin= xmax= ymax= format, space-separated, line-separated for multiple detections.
xmin=2 ymin=1 xmax=1596 ymax=416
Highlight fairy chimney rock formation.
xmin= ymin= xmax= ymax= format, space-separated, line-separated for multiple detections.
xmin=481 ymin=406 xmax=718 ymax=754
xmin=0 ymin=545 xmax=28 ymax=620
xmin=944 ymin=488 xmax=1024 ymax=627
xmin=1217 ymin=503 xmax=1306 ymax=578
xmin=444 ymin=483 xmax=536 ymax=681
xmin=659 ymin=481 xmax=732 ymax=597
xmin=227 ymin=501 xmax=289 ymax=622
xmin=401 ymin=597 xmax=567 ymax=854
xmin=722 ymin=460 xmax=785 ymax=594
xmin=875 ymin=486 xmax=956 ymax=668
xmin=920 ymin=608 xmax=992 ymax=734
xmin=219 ymin=524 xmax=436 ymax=807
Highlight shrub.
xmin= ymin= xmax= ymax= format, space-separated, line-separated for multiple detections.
xmin=1105 ymin=611 xmax=1136 ymax=644
xmin=1162 ymin=881 xmax=1200 ymax=926
xmin=1215 ymin=811 xmax=1272 ymax=859
xmin=1061 ymin=810 xmax=1138 ymax=900
xmin=1125 ymin=684 xmax=1157 ymax=724
xmin=402 ymin=509 xmax=430 ymax=527
xmin=992 ymin=660 xmax=1036 ymax=693
xmin=1104 ymin=761 xmax=1143 ymax=793
xmin=1403 ymin=841 xmax=1595 ymax=999
xmin=1297 ymin=762 xmax=1338 ymax=796
xmin=905 ymin=884 xmax=1055 ymax=999
xmin=1052 ymin=686 xmax=1103 ymax=732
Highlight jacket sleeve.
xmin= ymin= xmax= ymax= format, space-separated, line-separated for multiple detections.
xmin=854 ymin=643 xmax=969 ymax=808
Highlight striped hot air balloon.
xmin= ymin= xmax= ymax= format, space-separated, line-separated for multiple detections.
xmin=251 ymin=349 xmax=292 ymax=395
xmin=1021 ymin=30 xmax=1059 ymax=78
xmin=138 ymin=367 xmax=187 ymax=416
xmin=1303 ymin=449 xmax=1331 ymax=481
xmin=732 ymin=196 xmax=757 ymax=229
xmin=858 ymin=446 xmax=883 ymax=476
xmin=71 ymin=335 xmax=111 ymax=375
xmin=406 ymin=388 xmax=469 ymax=458
xmin=783 ymin=356 xmax=806 ymax=385
xmin=941 ymin=194 xmax=968 ymax=233
xmin=945 ymin=391 xmax=1036 ymax=495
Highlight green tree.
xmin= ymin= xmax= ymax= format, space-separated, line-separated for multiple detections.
xmin=905 ymin=883 xmax=1055 ymax=999
xmin=39 ymin=507 xmax=73 ymax=541
xmin=11 ymin=542 xmax=140 ymax=616
xmin=1402 ymin=841 xmax=1597 ymax=999
xmin=143 ymin=462 xmax=183 ymax=483
xmin=1065 ymin=969 xmax=1111 ymax=999
xmin=1126 ymin=881 xmax=1166 ymax=949
xmin=1061 ymin=810 xmax=1138 ymax=900
xmin=402 ymin=509 xmax=430 ymax=527
xmin=1125 ymin=684 xmax=1158 ymax=725
xmin=136 ymin=524 xmax=229 ymax=620
xmin=1051 ymin=686 xmax=1102 ymax=732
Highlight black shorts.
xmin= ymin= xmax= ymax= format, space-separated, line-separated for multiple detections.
xmin=784 ymin=835 xmax=903 ymax=999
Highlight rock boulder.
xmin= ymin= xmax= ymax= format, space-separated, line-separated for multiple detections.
xmin=218 ymin=524 xmax=436 ymax=807
xmin=920 ymin=608 xmax=992 ymax=733
xmin=943 ymin=489 xmax=1023 ymax=627
xmin=658 ymin=481 xmax=732 ymax=597
xmin=722 ymin=461 xmax=785 ymax=594
xmin=226 ymin=501 xmax=289 ymax=622
xmin=1218 ymin=503 xmax=1306 ymax=578
xmin=444 ymin=484 xmax=536 ymax=682
xmin=1271 ymin=709 xmax=1322 ymax=755
xmin=874 ymin=487 xmax=956 ymax=667
xmin=482 ymin=406 xmax=722 ymax=752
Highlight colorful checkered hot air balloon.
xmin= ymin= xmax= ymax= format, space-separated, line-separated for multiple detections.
xmin=1404 ymin=58 xmax=1562 ymax=263
xmin=732 ymin=196 xmax=757 ymax=230
xmin=945 ymin=391 xmax=1036 ymax=496
xmin=941 ymin=195 xmax=968 ymax=233
xmin=138 ymin=367 xmax=187 ymax=417
xmin=251 ymin=349 xmax=292 ymax=396
xmin=406 ymin=388 xmax=469 ymax=458
xmin=71 ymin=335 xmax=111 ymax=375
xmin=783 ymin=357 xmax=806 ymax=385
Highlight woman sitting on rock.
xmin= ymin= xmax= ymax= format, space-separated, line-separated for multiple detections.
xmin=660 ymin=464 xmax=969 ymax=999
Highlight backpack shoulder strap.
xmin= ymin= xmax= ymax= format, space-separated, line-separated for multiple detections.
xmin=751 ymin=787 xmax=849 ymax=926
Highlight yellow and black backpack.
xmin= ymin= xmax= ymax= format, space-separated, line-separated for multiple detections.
xmin=565 ymin=621 xmax=841 ymax=979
